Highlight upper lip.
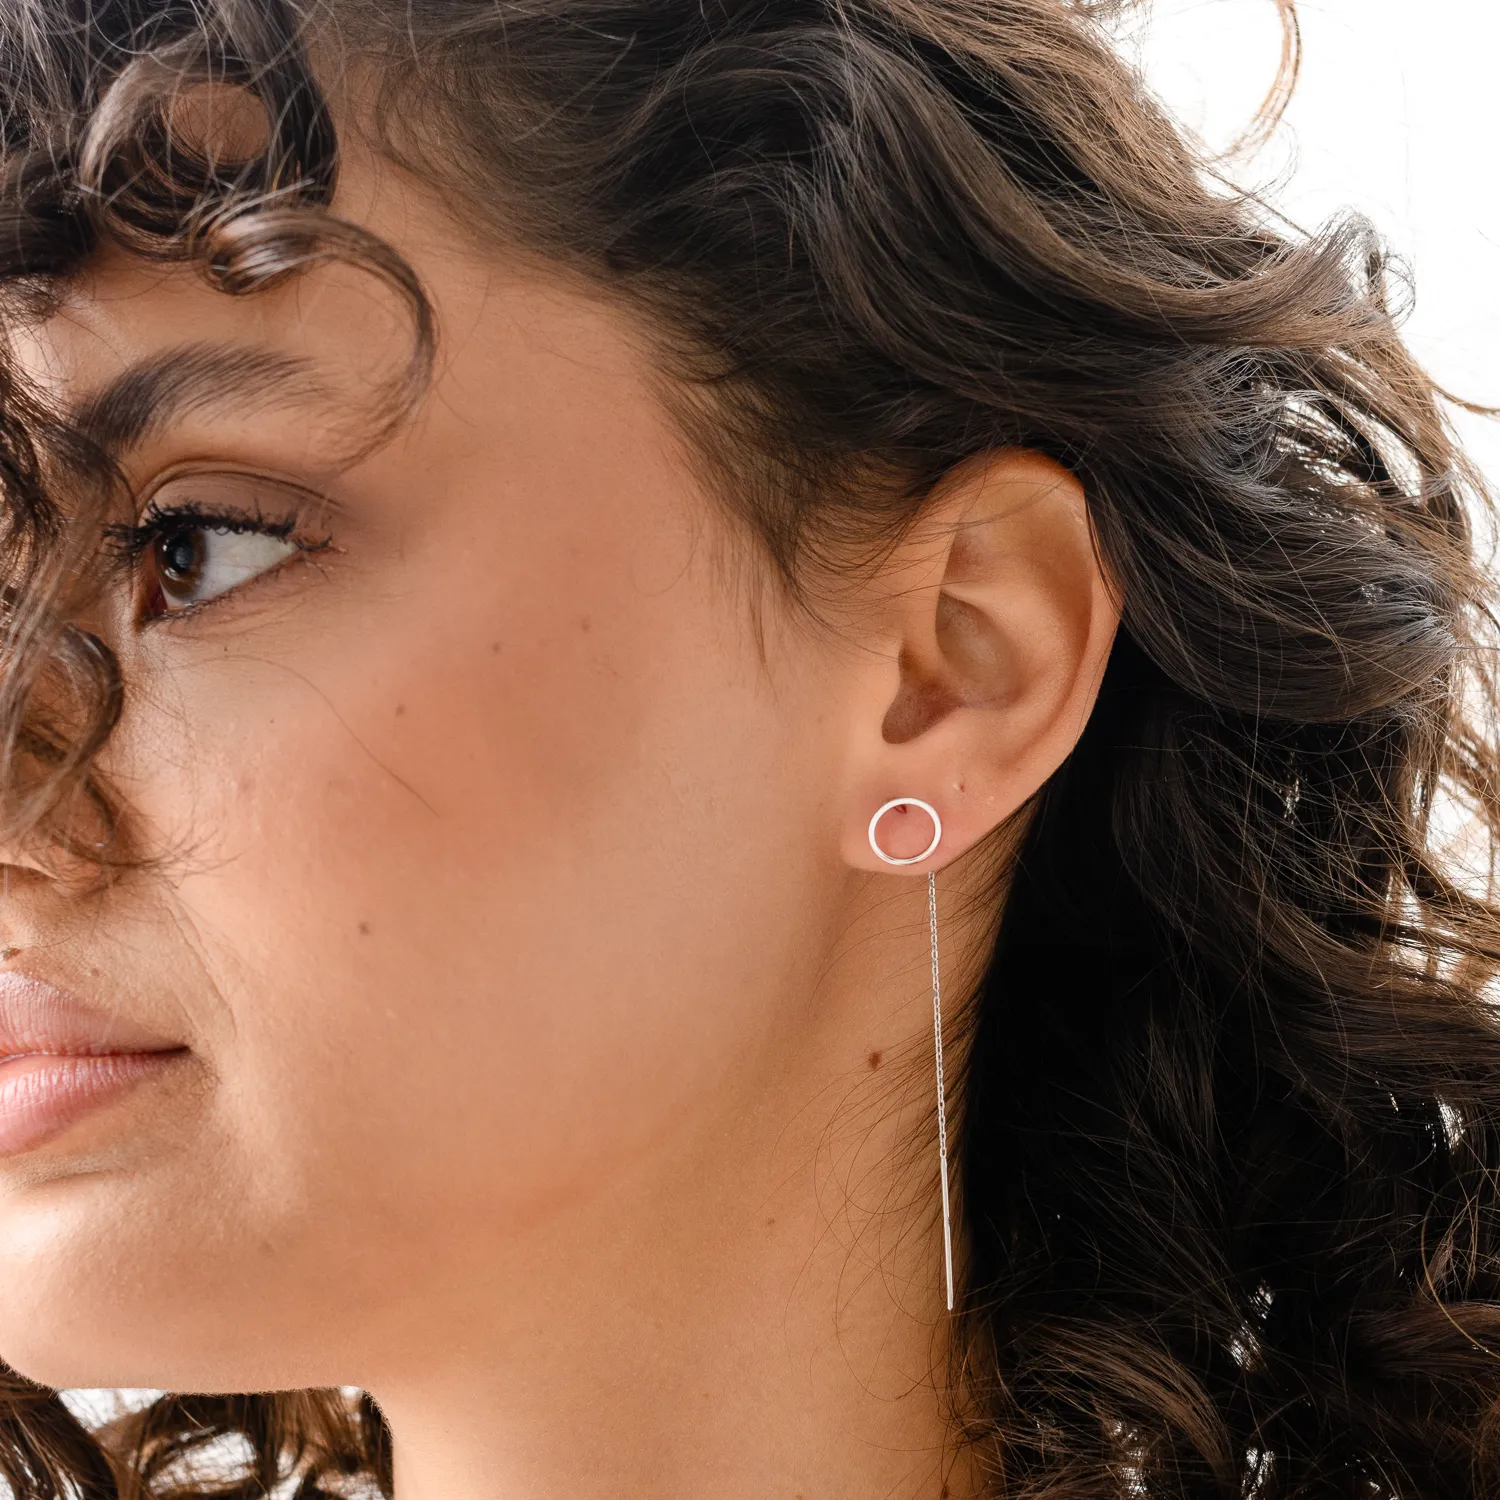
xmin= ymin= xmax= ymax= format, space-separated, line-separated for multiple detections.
xmin=0 ymin=971 xmax=182 ymax=1061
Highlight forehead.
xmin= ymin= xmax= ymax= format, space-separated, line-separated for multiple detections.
xmin=12 ymin=244 xmax=411 ymax=460
xmin=2 ymin=145 xmax=687 ymax=510
xmin=8 ymin=148 xmax=465 ymax=455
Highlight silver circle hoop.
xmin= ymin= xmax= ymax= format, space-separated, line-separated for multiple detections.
xmin=868 ymin=797 xmax=943 ymax=866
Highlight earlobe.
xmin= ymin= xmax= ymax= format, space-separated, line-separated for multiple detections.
xmin=841 ymin=449 xmax=1119 ymax=874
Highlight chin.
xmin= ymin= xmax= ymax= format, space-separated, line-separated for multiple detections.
xmin=0 ymin=1220 xmax=311 ymax=1395
xmin=0 ymin=1286 xmax=220 ymax=1394
xmin=0 ymin=1313 xmax=329 ymax=1397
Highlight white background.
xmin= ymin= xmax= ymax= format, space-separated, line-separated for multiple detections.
xmin=1125 ymin=0 xmax=1500 ymax=490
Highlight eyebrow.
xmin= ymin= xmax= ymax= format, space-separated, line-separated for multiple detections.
xmin=72 ymin=342 xmax=333 ymax=455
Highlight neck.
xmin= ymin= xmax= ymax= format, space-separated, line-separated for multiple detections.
xmin=364 ymin=870 xmax=995 ymax=1500
xmin=375 ymin=1205 xmax=968 ymax=1500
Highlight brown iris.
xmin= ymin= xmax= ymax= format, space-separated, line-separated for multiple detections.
xmin=156 ymin=529 xmax=208 ymax=605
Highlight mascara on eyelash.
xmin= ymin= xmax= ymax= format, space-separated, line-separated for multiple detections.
xmin=102 ymin=501 xmax=315 ymax=562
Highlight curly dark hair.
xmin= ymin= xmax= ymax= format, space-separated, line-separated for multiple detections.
xmin=0 ymin=0 xmax=1496 ymax=1495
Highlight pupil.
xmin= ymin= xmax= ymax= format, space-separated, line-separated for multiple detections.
xmin=159 ymin=530 xmax=201 ymax=583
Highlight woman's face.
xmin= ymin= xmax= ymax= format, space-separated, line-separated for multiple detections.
xmin=0 ymin=155 xmax=1112 ymax=1396
xmin=0 ymin=171 xmax=864 ymax=1387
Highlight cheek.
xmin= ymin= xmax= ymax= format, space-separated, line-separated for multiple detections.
xmin=106 ymin=487 xmax=831 ymax=1322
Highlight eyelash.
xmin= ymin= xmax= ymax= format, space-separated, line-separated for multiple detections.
xmin=104 ymin=499 xmax=333 ymax=619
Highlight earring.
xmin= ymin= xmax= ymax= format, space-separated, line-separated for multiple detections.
xmin=867 ymin=797 xmax=954 ymax=1312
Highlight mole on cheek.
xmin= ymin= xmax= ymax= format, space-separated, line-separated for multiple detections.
xmin=868 ymin=1050 xmax=883 ymax=1070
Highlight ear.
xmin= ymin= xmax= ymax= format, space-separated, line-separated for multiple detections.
xmin=841 ymin=450 xmax=1119 ymax=873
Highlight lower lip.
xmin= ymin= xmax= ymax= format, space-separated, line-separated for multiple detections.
xmin=0 ymin=1051 xmax=185 ymax=1156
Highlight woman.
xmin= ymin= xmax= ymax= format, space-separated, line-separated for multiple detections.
xmin=0 ymin=0 xmax=1491 ymax=1494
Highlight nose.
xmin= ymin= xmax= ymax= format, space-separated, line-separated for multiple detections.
xmin=0 ymin=832 xmax=54 ymax=874
xmin=0 ymin=831 xmax=108 ymax=917
xmin=0 ymin=778 xmax=120 ymax=894
xmin=0 ymin=833 xmax=63 ymax=885
xmin=0 ymin=861 xmax=47 ymax=962
xmin=0 ymin=849 xmax=87 ymax=961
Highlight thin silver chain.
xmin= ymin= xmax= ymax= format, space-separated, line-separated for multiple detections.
xmin=929 ymin=869 xmax=954 ymax=1311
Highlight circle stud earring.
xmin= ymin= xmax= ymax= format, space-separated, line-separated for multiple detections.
xmin=867 ymin=796 xmax=943 ymax=866
xmin=867 ymin=796 xmax=954 ymax=1312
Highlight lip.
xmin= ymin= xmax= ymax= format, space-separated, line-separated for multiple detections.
xmin=0 ymin=972 xmax=185 ymax=1156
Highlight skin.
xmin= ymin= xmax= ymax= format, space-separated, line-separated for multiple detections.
xmin=0 ymin=152 xmax=1117 ymax=1500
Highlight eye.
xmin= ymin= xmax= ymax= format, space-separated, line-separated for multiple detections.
xmin=109 ymin=469 xmax=333 ymax=622
xmin=150 ymin=523 xmax=300 ymax=612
